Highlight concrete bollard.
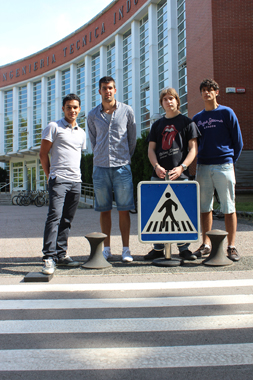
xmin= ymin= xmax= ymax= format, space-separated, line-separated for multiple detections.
xmin=82 ymin=232 xmax=112 ymax=269
xmin=203 ymin=229 xmax=233 ymax=266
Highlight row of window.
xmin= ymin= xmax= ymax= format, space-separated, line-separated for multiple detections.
xmin=3 ymin=0 xmax=186 ymax=155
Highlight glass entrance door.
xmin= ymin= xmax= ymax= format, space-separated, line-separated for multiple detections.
xmin=27 ymin=165 xmax=36 ymax=191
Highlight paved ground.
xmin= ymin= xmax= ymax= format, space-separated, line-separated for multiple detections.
xmin=0 ymin=204 xmax=252 ymax=284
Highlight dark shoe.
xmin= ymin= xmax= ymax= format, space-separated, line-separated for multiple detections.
xmin=144 ymin=249 xmax=164 ymax=260
xmin=227 ymin=247 xmax=240 ymax=261
xmin=179 ymin=249 xmax=197 ymax=261
xmin=57 ymin=255 xmax=80 ymax=267
xmin=193 ymin=244 xmax=211 ymax=258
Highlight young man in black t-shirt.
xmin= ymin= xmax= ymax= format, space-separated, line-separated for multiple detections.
xmin=144 ymin=87 xmax=201 ymax=261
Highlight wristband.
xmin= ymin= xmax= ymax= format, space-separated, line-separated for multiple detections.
xmin=154 ymin=163 xmax=159 ymax=170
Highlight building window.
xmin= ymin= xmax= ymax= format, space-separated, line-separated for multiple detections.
xmin=33 ymin=81 xmax=42 ymax=147
xmin=12 ymin=162 xmax=23 ymax=189
xmin=123 ymin=30 xmax=132 ymax=107
xmin=62 ymin=69 xmax=70 ymax=98
xmin=62 ymin=69 xmax=70 ymax=116
xmin=140 ymin=14 xmax=150 ymax=132
xmin=177 ymin=0 xmax=187 ymax=115
xmin=107 ymin=42 xmax=115 ymax=78
xmin=47 ymin=75 xmax=55 ymax=124
xmin=91 ymin=52 xmax=100 ymax=108
xmin=18 ymin=86 xmax=27 ymax=150
xmin=157 ymin=0 xmax=169 ymax=113
xmin=4 ymin=90 xmax=13 ymax=153
xmin=39 ymin=164 xmax=47 ymax=188
xmin=76 ymin=62 xmax=85 ymax=130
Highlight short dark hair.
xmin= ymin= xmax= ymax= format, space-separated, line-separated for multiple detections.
xmin=99 ymin=76 xmax=116 ymax=89
xmin=200 ymin=78 xmax=219 ymax=92
xmin=62 ymin=93 xmax=81 ymax=107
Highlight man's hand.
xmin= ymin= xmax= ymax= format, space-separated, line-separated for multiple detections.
xmin=168 ymin=166 xmax=184 ymax=180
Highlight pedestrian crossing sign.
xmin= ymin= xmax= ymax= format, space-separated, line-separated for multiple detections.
xmin=138 ymin=181 xmax=200 ymax=243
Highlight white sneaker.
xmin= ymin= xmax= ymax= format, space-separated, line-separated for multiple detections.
xmin=103 ymin=249 xmax=113 ymax=260
xmin=42 ymin=258 xmax=55 ymax=275
xmin=122 ymin=250 xmax=133 ymax=262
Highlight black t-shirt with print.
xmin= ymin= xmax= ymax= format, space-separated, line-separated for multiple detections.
xmin=149 ymin=114 xmax=200 ymax=179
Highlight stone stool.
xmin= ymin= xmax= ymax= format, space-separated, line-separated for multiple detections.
xmin=203 ymin=229 xmax=233 ymax=266
xmin=82 ymin=232 xmax=112 ymax=269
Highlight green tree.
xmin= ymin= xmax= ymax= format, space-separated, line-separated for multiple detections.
xmin=131 ymin=132 xmax=152 ymax=198
xmin=81 ymin=153 xmax=93 ymax=184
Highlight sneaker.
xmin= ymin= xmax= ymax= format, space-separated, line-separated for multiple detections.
xmin=179 ymin=249 xmax=197 ymax=261
xmin=144 ymin=249 xmax=164 ymax=260
xmin=57 ymin=255 xmax=80 ymax=267
xmin=42 ymin=258 xmax=55 ymax=275
xmin=122 ymin=249 xmax=133 ymax=262
xmin=193 ymin=244 xmax=211 ymax=258
xmin=227 ymin=247 xmax=240 ymax=261
xmin=103 ymin=249 xmax=113 ymax=260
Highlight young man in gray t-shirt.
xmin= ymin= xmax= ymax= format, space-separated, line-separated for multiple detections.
xmin=40 ymin=93 xmax=86 ymax=275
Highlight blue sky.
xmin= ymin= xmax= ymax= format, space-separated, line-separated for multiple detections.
xmin=0 ymin=0 xmax=113 ymax=66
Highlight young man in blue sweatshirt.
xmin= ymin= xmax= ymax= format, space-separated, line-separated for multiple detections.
xmin=192 ymin=79 xmax=243 ymax=261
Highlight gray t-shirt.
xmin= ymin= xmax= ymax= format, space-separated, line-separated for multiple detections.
xmin=42 ymin=118 xmax=86 ymax=182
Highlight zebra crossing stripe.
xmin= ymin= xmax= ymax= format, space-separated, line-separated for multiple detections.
xmin=0 ymin=279 xmax=252 ymax=293
xmin=1 ymin=344 xmax=253 ymax=371
xmin=1 ymin=314 xmax=253 ymax=334
xmin=1 ymin=294 xmax=253 ymax=310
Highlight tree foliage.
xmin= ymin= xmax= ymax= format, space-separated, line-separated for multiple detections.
xmin=131 ymin=132 xmax=152 ymax=197
xmin=81 ymin=153 xmax=93 ymax=184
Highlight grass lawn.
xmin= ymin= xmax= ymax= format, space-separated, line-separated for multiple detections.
xmin=214 ymin=200 xmax=253 ymax=213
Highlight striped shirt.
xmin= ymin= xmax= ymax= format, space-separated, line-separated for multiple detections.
xmin=87 ymin=101 xmax=136 ymax=167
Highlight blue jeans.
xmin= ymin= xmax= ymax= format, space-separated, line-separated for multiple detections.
xmin=93 ymin=165 xmax=134 ymax=211
xmin=42 ymin=177 xmax=81 ymax=261
xmin=151 ymin=176 xmax=190 ymax=253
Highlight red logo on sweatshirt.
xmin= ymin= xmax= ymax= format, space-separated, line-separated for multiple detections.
xmin=162 ymin=125 xmax=178 ymax=150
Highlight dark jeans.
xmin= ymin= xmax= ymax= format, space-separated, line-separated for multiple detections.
xmin=42 ymin=178 xmax=81 ymax=262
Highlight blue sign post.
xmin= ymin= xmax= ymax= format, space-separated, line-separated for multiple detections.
xmin=138 ymin=181 xmax=200 ymax=266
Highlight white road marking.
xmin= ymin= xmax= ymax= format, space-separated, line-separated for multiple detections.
xmin=0 ymin=294 xmax=253 ymax=309
xmin=1 ymin=314 xmax=253 ymax=334
xmin=1 ymin=344 xmax=253 ymax=371
xmin=1 ymin=279 xmax=253 ymax=293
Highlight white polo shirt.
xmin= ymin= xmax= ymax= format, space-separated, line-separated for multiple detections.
xmin=42 ymin=118 xmax=86 ymax=182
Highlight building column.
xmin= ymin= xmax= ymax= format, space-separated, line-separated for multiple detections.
xmin=13 ymin=87 xmax=18 ymax=152
xmin=27 ymin=82 xmax=33 ymax=150
xmin=41 ymin=76 xmax=47 ymax=131
xmin=115 ymin=34 xmax=123 ymax=102
xmin=131 ymin=20 xmax=141 ymax=137
xmin=167 ymin=0 xmax=179 ymax=90
xmin=148 ymin=3 xmax=159 ymax=116
xmin=70 ymin=63 xmax=77 ymax=93
xmin=100 ymin=46 xmax=107 ymax=78
xmin=85 ymin=55 xmax=92 ymax=152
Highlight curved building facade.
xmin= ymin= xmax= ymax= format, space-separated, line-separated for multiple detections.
xmin=0 ymin=0 xmax=252 ymax=191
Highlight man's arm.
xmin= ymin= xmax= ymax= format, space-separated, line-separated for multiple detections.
xmin=168 ymin=138 xmax=198 ymax=181
xmin=230 ymin=111 xmax=243 ymax=162
xmin=39 ymin=139 xmax=53 ymax=179
xmin=127 ymin=108 xmax=137 ymax=157
xmin=87 ymin=114 xmax=96 ymax=152
xmin=148 ymin=141 xmax=166 ymax=179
